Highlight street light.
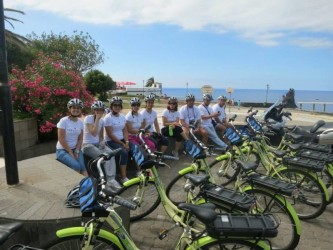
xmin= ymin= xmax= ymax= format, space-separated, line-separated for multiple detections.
xmin=142 ymin=80 xmax=144 ymax=96
xmin=265 ymin=84 xmax=270 ymax=105
xmin=186 ymin=82 xmax=188 ymax=95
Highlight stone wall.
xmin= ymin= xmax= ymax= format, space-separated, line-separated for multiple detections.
xmin=0 ymin=117 xmax=55 ymax=160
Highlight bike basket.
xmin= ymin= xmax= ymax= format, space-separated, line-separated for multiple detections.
xmin=184 ymin=140 xmax=202 ymax=158
xmin=79 ymin=176 xmax=105 ymax=213
xmin=224 ymin=127 xmax=242 ymax=146
xmin=207 ymin=213 xmax=278 ymax=238
xmin=282 ymin=157 xmax=325 ymax=172
xmin=296 ymin=149 xmax=333 ymax=163
xmin=301 ymin=142 xmax=331 ymax=153
xmin=246 ymin=117 xmax=262 ymax=132
xmin=246 ymin=173 xmax=296 ymax=196
xmin=203 ymin=183 xmax=255 ymax=212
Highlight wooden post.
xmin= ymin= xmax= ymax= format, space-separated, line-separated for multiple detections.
xmin=300 ymin=103 xmax=302 ymax=110
xmin=324 ymin=104 xmax=326 ymax=112
xmin=312 ymin=103 xmax=315 ymax=111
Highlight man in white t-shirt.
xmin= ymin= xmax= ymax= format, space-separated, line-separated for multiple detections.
xmin=198 ymin=94 xmax=227 ymax=149
xmin=179 ymin=93 xmax=208 ymax=144
xmin=212 ymin=95 xmax=232 ymax=136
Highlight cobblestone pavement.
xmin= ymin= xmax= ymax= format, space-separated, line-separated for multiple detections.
xmin=128 ymin=155 xmax=333 ymax=250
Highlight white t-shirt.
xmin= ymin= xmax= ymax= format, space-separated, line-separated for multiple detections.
xmin=125 ymin=111 xmax=144 ymax=135
xmin=162 ymin=109 xmax=180 ymax=125
xmin=212 ymin=103 xmax=226 ymax=121
xmin=104 ymin=113 xmax=126 ymax=141
xmin=140 ymin=109 xmax=157 ymax=132
xmin=179 ymin=105 xmax=201 ymax=125
xmin=83 ymin=114 xmax=104 ymax=144
xmin=56 ymin=116 xmax=83 ymax=149
xmin=198 ymin=104 xmax=214 ymax=127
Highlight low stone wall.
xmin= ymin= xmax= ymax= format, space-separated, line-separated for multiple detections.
xmin=0 ymin=117 xmax=55 ymax=161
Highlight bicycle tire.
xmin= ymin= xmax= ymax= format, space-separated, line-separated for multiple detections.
xmin=43 ymin=235 xmax=121 ymax=249
xmin=118 ymin=180 xmax=161 ymax=222
xmin=191 ymin=238 xmax=267 ymax=250
xmin=321 ymin=167 xmax=333 ymax=204
xmin=275 ymin=167 xmax=327 ymax=220
xmin=209 ymin=158 xmax=241 ymax=186
xmin=244 ymin=188 xmax=300 ymax=250
xmin=166 ymin=169 xmax=206 ymax=205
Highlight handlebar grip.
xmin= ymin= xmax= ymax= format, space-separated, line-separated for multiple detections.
xmin=162 ymin=155 xmax=179 ymax=161
xmin=113 ymin=196 xmax=137 ymax=210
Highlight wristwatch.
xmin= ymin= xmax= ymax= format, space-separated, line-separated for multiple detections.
xmin=74 ymin=149 xmax=80 ymax=154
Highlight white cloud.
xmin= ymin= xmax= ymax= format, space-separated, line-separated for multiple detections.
xmin=5 ymin=0 xmax=333 ymax=47
xmin=291 ymin=37 xmax=333 ymax=48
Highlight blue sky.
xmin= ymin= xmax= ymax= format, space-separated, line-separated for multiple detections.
xmin=4 ymin=0 xmax=333 ymax=90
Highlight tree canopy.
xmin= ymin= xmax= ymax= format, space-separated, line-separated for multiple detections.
xmin=84 ymin=69 xmax=115 ymax=101
xmin=28 ymin=31 xmax=105 ymax=74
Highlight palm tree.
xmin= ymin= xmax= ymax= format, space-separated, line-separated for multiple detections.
xmin=4 ymin=8 xmax=30 ymax=50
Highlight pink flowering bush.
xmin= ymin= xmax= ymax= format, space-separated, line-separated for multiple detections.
xmin=10 ymin=53 xmax=94 ymax=139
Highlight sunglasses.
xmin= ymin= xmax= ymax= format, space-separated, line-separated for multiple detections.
xmin=131 ymin=104 xmax=140 ymax=107
xmin=168 ymin=103 xmax=176 ymax=105
xmin=94 ymin=108 xmax=105 ymax=112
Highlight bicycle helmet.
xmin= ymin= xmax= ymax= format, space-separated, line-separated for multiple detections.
xmin=168 ymin=96 xmax=178 ymax=103
xmin=110 ymin=96 xmax=123 ymax=105
xmin=185 ymin=93 xmax=195 ymax=102
xmin=203 ymin=94 xmax=213 ymax=101
xmin=64 ymin=184 xmax=80 ymax=208
xmin=91 ymin=100 xmax=106 ymax=110
xmin=218 ymin=95 xmax=227 ymax=100
xmin=130 ymin=97 xmax=141 ymax=106
xmin=144 ymin=94 xmax=155 ymax=102
xmin=67 ymin=98 xmax=84 ymax=109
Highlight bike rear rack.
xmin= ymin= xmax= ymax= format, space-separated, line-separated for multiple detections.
xmin=283 ymin=157 xmax=325 ymax=172
xmin=203 ymin=183 xmax=256 ymax=212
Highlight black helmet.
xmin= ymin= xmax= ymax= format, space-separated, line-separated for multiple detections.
xmin=168 ymin=96 xmax=178 ymax=103
xmin=203 ymin=94 xmax=213 ymax=101
xmin=218 ymin=95 xmax=227 ymax=100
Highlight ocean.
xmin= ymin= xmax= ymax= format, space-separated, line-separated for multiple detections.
xmin=162 ymin=88 xmax=333 ymax=113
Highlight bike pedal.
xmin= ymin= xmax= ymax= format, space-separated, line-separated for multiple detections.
xmin=159 ymin=229 xmax=168 ymax=240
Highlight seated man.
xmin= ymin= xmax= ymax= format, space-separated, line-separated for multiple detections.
xmin=179 ymin=93 xmax=208 ymax=144
xmin=212 ymin=95 xmax=232 ymax=137
xmin=198 ymin=94 xmax=228 ymax=150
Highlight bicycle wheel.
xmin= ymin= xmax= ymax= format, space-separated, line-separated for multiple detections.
xmin=43 ymin=235 xmax=120 ymax=249
xmin=209 ymin=158 xmax=240 ymax=186
xmin=275 ymin=168 xmax=327 ymax=219
xmin=245 ymin=188 xmax=300 ymax=250
xmin=321 ymin=167 xmax=333 ymax=204
xmin=166 ymin=170 xmax=205 ymax=205
xmin=118 ymin=180 xmax=161 ymax=221
xmin=195 ymin=238 xmax=267 ymax=250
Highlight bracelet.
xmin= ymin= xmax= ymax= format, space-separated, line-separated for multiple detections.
xmin=74 ymin=149 xmax=80 ymax=154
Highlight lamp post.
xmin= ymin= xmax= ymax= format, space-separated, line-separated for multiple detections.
xmin=186 ymin=82 xmax=188 ymax=95
xmin=142 ymin=80 xmax=144 ymax=96
xmin=265 ymin=84 xmax=270 ymax=106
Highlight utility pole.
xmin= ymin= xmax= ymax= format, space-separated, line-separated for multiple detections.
xmin=186 ymin=82 xmax=188 ymax=95
xmin=0 ymin=1 xmax=19 ymax=185
xmin=265 ymin=84 xmax=270 ymax=105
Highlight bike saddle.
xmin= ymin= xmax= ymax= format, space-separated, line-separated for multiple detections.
xmin=184 ymin=174 xmax=209 ymax=186
xmin=310 ymin=120 xmax=326 ymax=134
xmin=235 ymin=159 xmax=258 ymax=172
xmin=0 ymin=222 xmax=22 ymax=245
xmin=269 ymin=149 xmax=288 ymax=157
xmin=178 ymin=203 xmax=217 ymax=224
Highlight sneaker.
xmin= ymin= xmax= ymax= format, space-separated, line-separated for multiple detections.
xmin=171 ymin=150 xmax=179 ymax=158
xmin=120 ymin=177 xmax=130 ymax=184
xmin=107 ymin=179 xmax=122 ymax=190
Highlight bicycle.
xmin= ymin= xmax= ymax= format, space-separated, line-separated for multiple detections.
xmin=42 ymin=152 xmax=280 ymax=250
xmin=166 ymin=125 xmax=301 ymax=250
xmin=0 ymin=221 xmax=42 ymax=250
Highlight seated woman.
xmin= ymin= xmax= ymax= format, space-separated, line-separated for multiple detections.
xmin=140 ymin=94 xmax=169 ymax=153
xmin=161 ymin=96 xmax=189 ymax=157
xmin=104 ymin=96 xmax=131 ymax=184
xmin=82 ymin=100 xmax=122 ymax=191
xmin=125 ymin=97 xmax=156 ymax=153
xmin=56 ymin=98 xmax=87 ymax=176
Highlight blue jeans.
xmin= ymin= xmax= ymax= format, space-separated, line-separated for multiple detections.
xmin=56 ymin=149 xmax=86 ymax=173
xmin=105 ymin=141 xmax=129 ymax=166
xmin=203 ymin=125 xmax=227 ymax=148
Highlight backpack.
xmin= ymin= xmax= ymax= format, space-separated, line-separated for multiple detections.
xmin=79 ymin=176 xmax=105 ymax=213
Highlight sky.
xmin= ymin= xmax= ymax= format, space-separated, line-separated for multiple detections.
xmin=3 ymin=0 xmax=333 ymax=90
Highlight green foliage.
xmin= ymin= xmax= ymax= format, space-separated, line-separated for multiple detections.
xmin=27 ymin=31 xmax=105 ymax=74
xmin=84 ymin=69 xmax=115 ymax=100
xmin=7 ymin=43 xmax=35 ymax=72
xmin=9 ymin=53 xmax=94 ymax=135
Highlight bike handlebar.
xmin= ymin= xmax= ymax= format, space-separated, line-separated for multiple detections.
xmin=112 ymin=196 xmax=137 ymax=210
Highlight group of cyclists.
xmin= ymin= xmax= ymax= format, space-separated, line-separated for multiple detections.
xmin=55 ymin=93 xmax=232 ymax=191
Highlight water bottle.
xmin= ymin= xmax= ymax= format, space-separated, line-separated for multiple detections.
xmin=169 ymin=125 xmax=173 ymax=136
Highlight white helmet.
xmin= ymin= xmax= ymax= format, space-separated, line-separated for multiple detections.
xmin=91 ymin=100 xmax=105 ymax=110
xmin=185 ymin=93 xmax=195 ymax=101
xmin=144 ymin=94 xmax=155 ymax=102
xmin=67 ymin=98 xmax=83 ymax=109
xmin=218 ymin=95 xmax=227 ymax=100
xmin=110 ymin=96 xmax=123 ymax=105
xmin=130 ymin=97 xmax=141 ymax=106
xmin=168 ymin=96 xmax=178 ymax=103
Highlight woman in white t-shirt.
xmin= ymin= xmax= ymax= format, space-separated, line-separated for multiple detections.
xmin=56 ymin=98 xmax=87 ymax=176
xmin=82 ymin=100 xmax=121 ymax=191
xmin=161 ymin=97 xmax=189 ymax=157
xmin=140 ymin=94 xmax=169 ymax=153
xmin=104 ymin=97 xmax=130 ymax=184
